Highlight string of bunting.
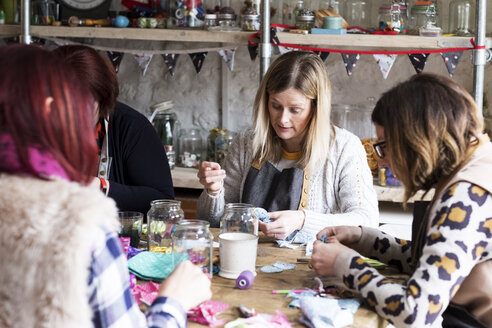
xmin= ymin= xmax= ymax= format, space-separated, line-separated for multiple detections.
xmin=247 ymin=24 xmax=481 ymax=78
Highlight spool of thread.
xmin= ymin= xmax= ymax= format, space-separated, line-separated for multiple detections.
xmin=236 ymin=270 xmax=255 ymax=289
xmin=323 ymin=16 xmax=342 ymax=30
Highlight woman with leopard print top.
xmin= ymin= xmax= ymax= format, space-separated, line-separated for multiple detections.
xmin=310 ymin=73 xmax=492 ymax=327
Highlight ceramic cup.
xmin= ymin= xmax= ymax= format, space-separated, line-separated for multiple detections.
xmin=218 ymin=232 xmax=258 ymax=279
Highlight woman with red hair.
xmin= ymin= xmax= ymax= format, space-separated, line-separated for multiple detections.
xmin=0 ymin=44 xmax=211 ymax=328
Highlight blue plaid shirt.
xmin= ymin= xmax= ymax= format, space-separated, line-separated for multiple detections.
xmin=87 ymin=225 xmax=187 ymax=328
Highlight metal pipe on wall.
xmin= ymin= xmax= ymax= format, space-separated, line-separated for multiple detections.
xmin=472 ymin=0 xmax=487 ymax=115
xmin=259 ymin=0 xmax=272 ymax=81
xmin=20 ymin=0 xmax=31 ymax=44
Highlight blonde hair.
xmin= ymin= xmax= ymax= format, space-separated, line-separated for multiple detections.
xmin=252 ymin=51 xmax=333 ymax=169
xmin=372 ymin=73 xmax=483 ymax=204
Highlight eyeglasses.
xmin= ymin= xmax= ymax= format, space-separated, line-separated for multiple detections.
xmin=373 ymin=141 xmax=387 ymax=159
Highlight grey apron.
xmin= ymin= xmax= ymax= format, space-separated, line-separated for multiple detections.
xmin=241 ymin=160 xmax=310 ymax=212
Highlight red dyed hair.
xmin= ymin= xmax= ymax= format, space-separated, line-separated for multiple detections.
xmin=0 ymin=44 xmax=98 ymax=184
xmin=53 ymin=45 xmax=119 ymax=119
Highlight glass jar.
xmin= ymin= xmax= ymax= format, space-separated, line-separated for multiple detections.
xmin=241 ymin=14 xmax=260 ymax=31
xmin=214 ymin=128 xmax=229 ymax=165
xmin=203 ymin=13 xmax=218 ymax=29
xmin=449 ymin=0 xmax=474 ymax=36
xmin=220 ymin=203 xmax=258 ymax=235
xmin=378 ymin=3 xmax=406 ymax=34
xmin=282 ymin=0 xmax=296 ymax=25
xmin=241 ymin=0 xmax=259 ymax=15
xmin=408 ymin=4 xmax=437 ymax=34
xmin=343 ymin=0 xmax=371 ymax=29
xmin=295 ymin=14 xmax=314 ymax=31
xmin=172 ymin=220 xmax=213 ymax=276
xmin=219 ymin=0 xmax=235 ymax=14
xmin=147 ymin=200 xmax=185 ymax=253
xmin=218 ymin=13 xmax=237 ymax=27
xmin=178 ymin=128 xmax=203 ymax=168
xmin=31 ymin=0 xmax=57 ymax=25
xmin=150 ymin=102 xmax=180 ymax=170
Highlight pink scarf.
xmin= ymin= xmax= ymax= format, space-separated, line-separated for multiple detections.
xmin=0 ymin=133 xmax=69 ymax=181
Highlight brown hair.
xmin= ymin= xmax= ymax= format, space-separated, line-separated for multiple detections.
xmin=53 ymin=45 xmax=119 ymax=119
xmin=0 ymin=44 xmax=98 ymax=183
xmin=372 ymin=73 xmax=483 ymax=203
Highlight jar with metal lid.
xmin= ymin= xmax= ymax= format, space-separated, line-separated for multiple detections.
xmin=172 ymin=220 xmax=213 ymax=276
xmin=295 ymin=14 xmax=314 ymax=31
xmin=220 ymin=203 xmax=258 ymax=235
xmin=218 ymin=13 xmax=237 ymax=27
xmin=408 ymin=4 xmax=437 ymax=34
xmin=150 ymin=101 xmax=180 ymax=170
xmin=178 ymin=128 xmax=203 ymax=168
xmin=147 ymin=200 xmax=185 ymax=253
xmin=203 ymin=13 xmax=218 ymax=29
xmin=241 ymin=14 xmax=260 ymax=31
xmin=378 ymin=3 xmax=406 ymax=34
xmin=448 ymin=0 xmax=474 ymax=36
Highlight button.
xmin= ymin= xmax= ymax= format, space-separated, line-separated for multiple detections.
xmin=99 ymin=170 xmax=106 ymax=175
xmin=304 ymin=175 xmax=309 ymax=180
xmin=304 ymin=188 xmax=308 ymax=193
xmin=301 ymin=202 xmax=306 ymax=207
xmin=101 ymin=157 xmax=108 ymax=163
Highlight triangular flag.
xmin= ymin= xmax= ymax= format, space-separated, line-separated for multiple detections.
xmin=133 ymin=53 xmax=153 ymax=76
xmin=248 ymin=43 xmax=258 ymax=61
xmin=313 ymin=50 xmax=330 ymax=62
xmin=408 ymin=53 xmax=430 ymax=74
xmin=161 ymin=54 xmax=180 ymax=76
xmin=278 ymin=45 xmax=293 ymax=55
xmin=270 ymin=27 xmax=281 ymax=45
xmin=441 ymin=51 xmax=463 ymax=77
xmin=341 ymin=53 xmax=360 ymax=76
xmin=107 ymin=51 xmax=124 ymax=73
xmin=218 ymin=48 xmax=236 ymax=71
xmin=373 ymin=54 xmax=397 ymax=79
xmin=189 ymin=52 xmax=207 ymax=74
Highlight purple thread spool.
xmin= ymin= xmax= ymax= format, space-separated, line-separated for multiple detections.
xmin=236 ymin=270 xmax=255 ymax=289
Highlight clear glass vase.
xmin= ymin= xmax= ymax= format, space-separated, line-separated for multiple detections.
xmin=172 ymin=220 xmax=214 ymax=277
xmin=147 ymin=200 xmax=184 ymax=253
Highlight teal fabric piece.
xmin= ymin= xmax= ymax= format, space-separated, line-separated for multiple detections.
xmin=128 ymin=251 xmax=189 ymax=282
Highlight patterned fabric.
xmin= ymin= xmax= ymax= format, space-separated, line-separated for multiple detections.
xmin=88 ymin=225 xmax=187 ymax=328
xmin=408 ymin=53 xmax=430 ymax=74
xmin=335 ymin=181 xmax=492 ymax=327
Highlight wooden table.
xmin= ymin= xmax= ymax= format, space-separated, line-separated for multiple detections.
xmin=188 ymin=229 xmax=388 ymax=328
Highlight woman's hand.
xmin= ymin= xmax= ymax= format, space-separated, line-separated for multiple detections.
xmin=197 ymin=161 xmax=226 ymax=196
xmin=310 ymin=239 xmax=348 ymax=276
xmin=158 ymin=261 xmax=212 ymax=310
xmin=259 ymin=210 xmax=305 ymax=240
xmin=316 ymin=225 xmax=362 ymax=249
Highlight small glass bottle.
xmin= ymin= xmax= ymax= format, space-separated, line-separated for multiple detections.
xmin=448 ymin=0 xmax=474 ymax=36
xmin=214 ymin=129 xmax=229 ymax=165
xmin=241 ymin=14 xmax=260 ymax=30
xmin=178 ymin=128 xmax=203 ymax=168
xmin=295 ymin=13 xmax=314 ymax=31
xmin=147 ymin=200 xmax=185 ymax=253
xmin=172 ymin=220 xmax=214 ymax=277
xmin=378 ymin=3 xmax=406 ymax=34
xmin=220 ymin=203 xmax=259 ymax=235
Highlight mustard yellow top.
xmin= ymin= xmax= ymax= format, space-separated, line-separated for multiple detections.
xmin=281 ymin=148 xmax=301 ymax=161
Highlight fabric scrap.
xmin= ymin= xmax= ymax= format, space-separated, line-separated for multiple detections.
xmin=273 ymin=262 xmax=295 ymax=270
xmin=408 ymin=53 xmax=430 ymax=74
xmin=299 ymin=297 xmax=361 ymax=328
xmin=224 ymin=310 xmax=292 ymax=328
xmin=261 ymin=265 xmax=284 ymax=273
xmin=128 ymin=251 xmax=189 ymax=282
xmin=188 ymin=300 xmax=229 ymax=327
xmin=131 ymin=281 xmax=160 ymax=306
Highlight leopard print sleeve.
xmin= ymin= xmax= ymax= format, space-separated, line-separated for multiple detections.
xmin=334 ymin=181 xmax=492 ymax=327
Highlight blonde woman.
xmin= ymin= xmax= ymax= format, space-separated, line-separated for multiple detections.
xmin=197 ymin=51 xmax=378 ymax=239
xmin=311 ymin=74 xmax=492 ymax=327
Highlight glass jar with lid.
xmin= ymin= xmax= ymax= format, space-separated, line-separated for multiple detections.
xmin=408 ymin=3 xmax=437 ymax=35
xmin=147 ymin=200 xmax=184 ymax=253
xmin=203 ymin=13 xmax=218 ymax=29
xmin=378 ymin=3 xmax=406 ymax=34
xmin=220 ymin=203 xmax=259 ymax=235
xmin=241 ymin=14 xmax=260 ymax=31
xmin=150 ymin=101 xmax=180 ymax=170
xmin=172 ymin=220 xmax=213 ymax=277
xmin=218 ymin=13 xmax=237 ymax=27
xmin=178 ymin=128 xmax=203 ymax=168
xmin=448 ymin=0 xmax=474 ymax=36
xmin=295 ymin=14 xmax=314 ymax=31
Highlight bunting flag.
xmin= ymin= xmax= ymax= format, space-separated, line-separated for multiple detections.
xmin=248 ymin=42 xmax=258 ymax=61
xmin=189 ymin=52 xmax=207 ymax=74
xmin=341 ymin=53 xmax=360 ymax=76
xmin=107 ymin=51 xmax=124 ymax=73
xmin=133 ymin=53 xmax=153 ymax=76
xmin=278 ymin=45 xmax=294 ymax=55
xmin=270 ymin=27 xmax=281 ymax=46
xmin=313 ymin=50 xmax=330 ymax=62
xmin=161 ymin=54 xmax=180 ymax=76
xmin=217 ymin=48 xmax=236 ymax=71
xmin=373 ymin=54 xmax=397 ymax=79
xmin=408 ymin=53 xmax=430 ymax=74
xmin=441 ymin=51 xmax=463 ymax=77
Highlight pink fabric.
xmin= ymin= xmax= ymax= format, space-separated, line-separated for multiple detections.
xmin=130 ymin=281 xmax=160 ymax=306
xmin=119 ymin=237 xmax=130 ymax=256
xmin=0 ymin=133 xmax=69 ymax=181
xmin=188 ymin=300 xmax=229 ymax=327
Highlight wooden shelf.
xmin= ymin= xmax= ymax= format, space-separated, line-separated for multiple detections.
xmin=1 ymin=24 xmax=490 ymax=50
xmin=171 ymin=167 xmax=203 ymax=189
